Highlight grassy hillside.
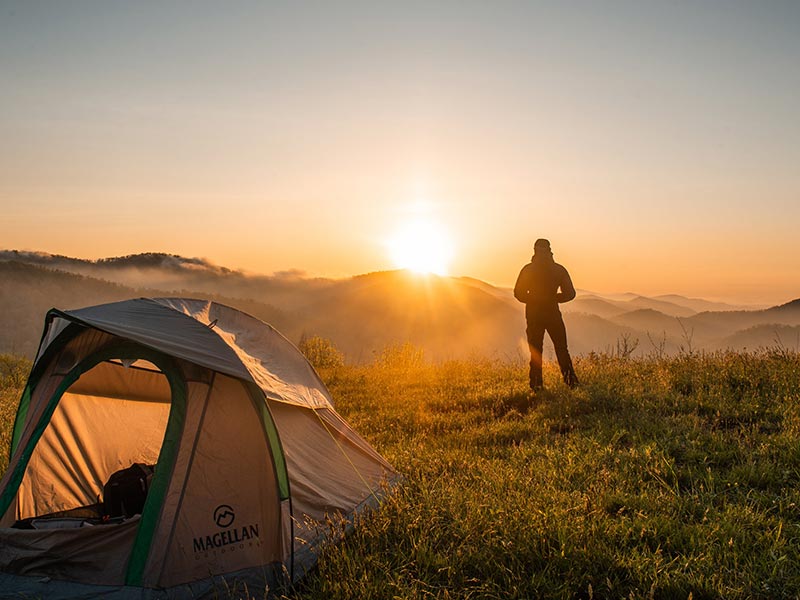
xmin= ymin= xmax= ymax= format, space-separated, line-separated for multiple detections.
xmin=1 ymin=349 xmax=799 ymax=598
xmin=285 ymin=350 xmax=800 ymax=600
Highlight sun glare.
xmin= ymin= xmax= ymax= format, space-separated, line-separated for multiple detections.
xmin=388 ymin=220 xmax=453 ymax=275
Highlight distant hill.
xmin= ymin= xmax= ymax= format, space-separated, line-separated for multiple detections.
xmin=611 ymin=308 xmax=687 ymax=336
xmin=653 ymin=294 xmax=760 ymax=313
xmin=622 ymin=296 xmax=697 ymax=318
xmin=0 ymin=250 xmax=332 ymax=312
xmin=292 ymin=270 xmax=525 ymax=361
xmin=0 ymin=259 xmax=524 ymax=361
xmin=0 ymin=261 xmax=143 ymax=355
xmin=0 ymin=260 xmax=289 ymax=357
xmin=684 ymin=301 xmax=800 ymax=339
xmin=715 ymin=324 xmax=800 ymax=352
xmin=564 ymin=294 xmax=699 ymax=319
xmin=1 ymin=251 xmax=797 ymax=360
xmin=769 ymin=298 xmax=800 ymax=314
xmin=562 ymin=296 xmax=628 ymax=319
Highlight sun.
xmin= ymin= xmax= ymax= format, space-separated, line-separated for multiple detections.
xmin=388 ymin=220 xmax=454 ymax=275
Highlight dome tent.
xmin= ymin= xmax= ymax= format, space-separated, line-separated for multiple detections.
xmin=0 ymin=298 xmax=396 ymax=598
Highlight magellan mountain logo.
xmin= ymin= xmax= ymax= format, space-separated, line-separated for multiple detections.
xmin=214 ymin=504 xmax=235 ymax=528
xmin=192 ymin=504 xmax=261 ymax=555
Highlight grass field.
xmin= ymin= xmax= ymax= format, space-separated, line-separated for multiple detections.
xmin=2 ymin=348 xmax=800 ymax=599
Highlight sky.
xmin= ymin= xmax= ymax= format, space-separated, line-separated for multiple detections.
xmin=1 ymin=1 xmax=798 ymax=304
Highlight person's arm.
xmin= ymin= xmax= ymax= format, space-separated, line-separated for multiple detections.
xmin=556 ymin=267 xmax=576 ymax=303
xmin=513 ymin=266 xmax=529 ymax=303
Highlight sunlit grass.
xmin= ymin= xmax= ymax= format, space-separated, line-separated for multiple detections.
xmin=288 ymin=348 xmax=800 ymax=599
xmin=1 ymin=349 xmax=799 ymax=598
xmin=0 ymin=354 xmax=31 ymax=474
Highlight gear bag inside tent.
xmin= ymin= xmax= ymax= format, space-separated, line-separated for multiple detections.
xmin=0 ymin=298 xmax=397 ymax=598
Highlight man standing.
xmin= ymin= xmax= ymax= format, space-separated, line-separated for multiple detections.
xmin=514 ymin=238 xmax=579 ymax=391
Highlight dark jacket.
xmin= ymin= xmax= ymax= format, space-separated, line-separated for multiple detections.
xmin=514 ymin=254 xmax=576 ymax=315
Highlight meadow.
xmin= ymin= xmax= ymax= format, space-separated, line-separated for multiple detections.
xmin=1 ymin=346 xmax=800 ymax=599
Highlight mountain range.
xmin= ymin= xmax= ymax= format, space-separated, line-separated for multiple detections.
xmin=1 ymin=250 xmax=798 ymax=361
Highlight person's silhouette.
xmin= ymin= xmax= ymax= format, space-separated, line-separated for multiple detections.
xmin=514 ymin=239 xmax=579 ymax=390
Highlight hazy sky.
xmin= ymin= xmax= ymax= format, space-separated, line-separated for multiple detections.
xmin=1 ymin=1 xmax=798 ymax=304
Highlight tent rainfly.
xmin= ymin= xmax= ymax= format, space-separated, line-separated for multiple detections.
xmin=0 ymin=298 xmax=397 ymax=598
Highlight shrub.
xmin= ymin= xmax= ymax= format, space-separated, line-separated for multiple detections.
xmin=297 ymin=335 xmax=345 ymax=370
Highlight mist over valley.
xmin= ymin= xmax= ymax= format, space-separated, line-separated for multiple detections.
xmin=1 ymin=250 xmax=798 ymax=361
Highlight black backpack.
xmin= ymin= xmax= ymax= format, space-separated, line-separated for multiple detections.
xmin=103 ymin=463 xmax=154 ymax=518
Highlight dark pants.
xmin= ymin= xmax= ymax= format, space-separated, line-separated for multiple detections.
xmin=526 ymin=307 xmax=578 ymax=389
